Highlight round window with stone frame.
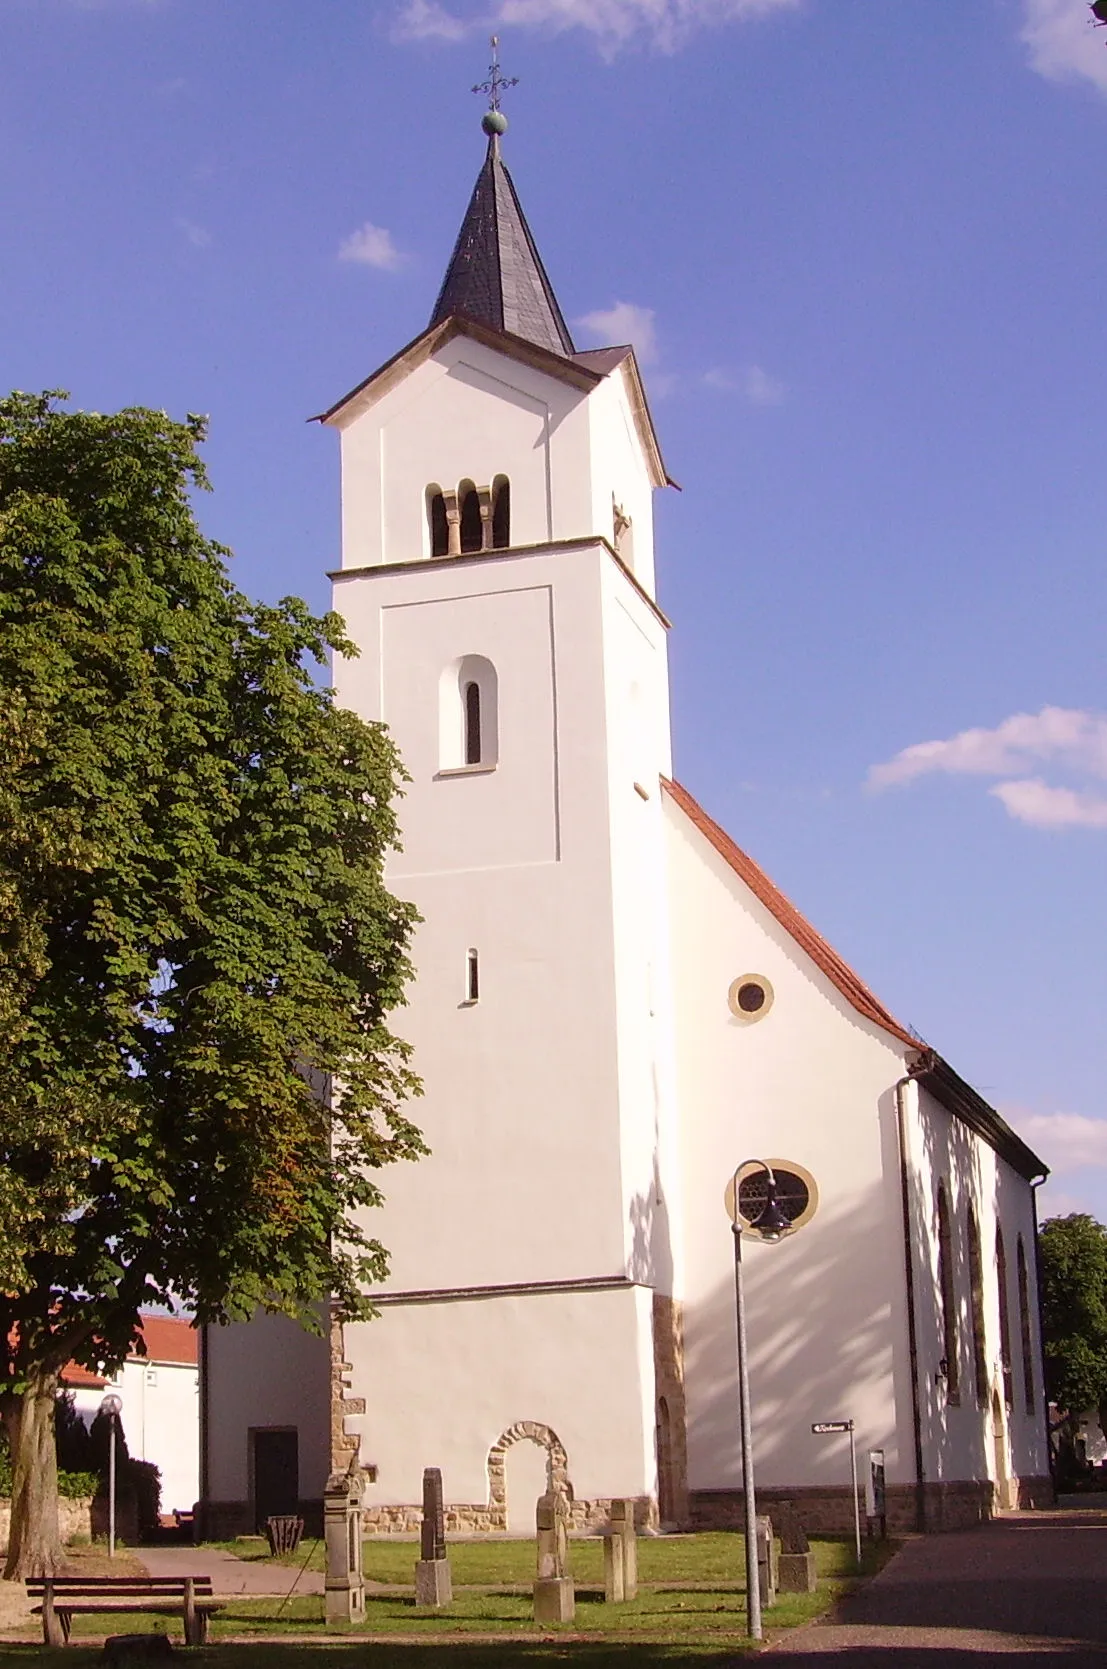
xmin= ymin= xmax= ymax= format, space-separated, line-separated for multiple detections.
xmin=728 ymin=974 xmax=774 ymax=1023
xmin=726 ymin=1158 xmax=819 ymax=1237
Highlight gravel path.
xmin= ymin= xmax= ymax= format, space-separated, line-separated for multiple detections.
xmin=137 ymin=1540 xmax=324 ymax=1596
xmin=769 ymin=1509 xmax=1107 ymax=1666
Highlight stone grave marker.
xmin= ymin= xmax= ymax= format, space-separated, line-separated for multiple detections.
xmin=755 ymin=1513 xmax=778 ymax=1609
xmin=323 ymin=1462 xmax=365 ymax=1625
xmin=603 ymin=1498 xmax=638 ymax=1603
xmin=533 ymin=1490 xmax=574 ymax=1623
xmin=775 ymin=1501 xmax=817 ymax=1594
xmin=414 ymin=1467 xmax=453 ymax=1607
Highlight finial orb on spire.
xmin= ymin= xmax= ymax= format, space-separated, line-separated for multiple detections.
xmin=473 ymin=34 xmax=518 ymax=132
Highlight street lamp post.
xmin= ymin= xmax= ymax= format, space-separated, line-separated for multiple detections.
xmin=98 ymin=1394 xmax=123 ymax=1559
xmin=729 ymin=1161 xmax=793 ymax=1641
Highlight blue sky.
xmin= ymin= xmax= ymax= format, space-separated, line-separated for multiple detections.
xmin=4 ymin=0 xmax=1106 ymax=1217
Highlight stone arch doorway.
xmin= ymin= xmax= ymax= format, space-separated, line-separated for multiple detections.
xmin=487 ymin=1421 xmax=570 ymax=1533
xmin=991 ymin=1383 xmax=1013 ymax=1511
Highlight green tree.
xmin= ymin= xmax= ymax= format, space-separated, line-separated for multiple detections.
xmin=0 ymin=392 xmax=424 ymax=1576
xmin=1038 ymin=1214 xmax=1107 ymax=1469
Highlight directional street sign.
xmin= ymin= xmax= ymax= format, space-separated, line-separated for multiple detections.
xmin=811 ymin=1421 xmax=853 ymax=1434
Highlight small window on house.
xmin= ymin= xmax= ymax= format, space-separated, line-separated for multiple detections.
xmin=466 ymin=948 xmax=480 ymax=1003
xmin=997 ymin=1226 xmax=1014 ymax=1410
xmin=459 ymin=482 xmax=482 ymax=554
xmin=967 ymin=1204 xmax=988 ymax=1408
xmin=427 ymin=487 xmax=449 ymax=558
xmin=464 ymin=681 xmax=481 ymax=765
xmin=492 ymin=476 xmax=510 ymax=549
xmin=937 ymin=1182 xmax=960 ymax=1405
xmin=1017 ymin=1235 xmax=1036 ymax=1414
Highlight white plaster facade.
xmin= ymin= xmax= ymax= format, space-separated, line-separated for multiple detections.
xmin=68 ymin=1317 xmax=201 ymax=1516
xmin=201 ymin=134 xmax=1051 ymax=1538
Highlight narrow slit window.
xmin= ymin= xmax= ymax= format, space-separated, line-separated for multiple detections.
xmin=1017 ymin=1236 xmax=1036 ymax=1414
xmin=428 ymin=489 xmax=449 ymax=558
xmin=492 ymin=476 xmax=510 ymax=549
xmin=937 ymin=1182 xmax=960 ymax=1405
xmin=466 ymin=949 xmax=480 ymax=1003
xmin=464 ymin=681 xmax=482 ymax=764
xmin=459 ymin=486 xmax=482 ymax=554
xmin=997 ymin=1226 xmax=1014 ymax=1410
xmin=967 ymin=1204 xmax=988 ymax=1408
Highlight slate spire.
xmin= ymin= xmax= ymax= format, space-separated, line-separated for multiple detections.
xmin=429 ymin=124 xmax=576 ymax=358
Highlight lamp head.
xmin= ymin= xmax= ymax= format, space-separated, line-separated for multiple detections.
xmin=750 ymin=1171 xmax=793 ymax=1242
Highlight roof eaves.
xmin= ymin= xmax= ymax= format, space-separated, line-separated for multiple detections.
xmin=611 ymin=350 xmax=674 ymax=491
xmin=913 ymin=1052 xmax=1049 ymax=1184
xmin=314 ymin=313 xmax=601 ymax=428
xmin=661 ymin=777 xmax=918 ymax=1048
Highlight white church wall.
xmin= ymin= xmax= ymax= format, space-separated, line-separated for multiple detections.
xmin=335 ymin=336 xmax=595 ymax=570
xmin=348 ymin=1285 xmax=657 ymax=1513
xmin=333 ymin=541 xmax=664 ymax=1292
xmin=203 ymin=1314 xmax=330 ymax=1507
xmin=663 ymin=798 xmax=915 ymax=1495
xmin=586 ymin=367 xmax=657 ymax=594
xmin=599 ymin=572 xmax=682 ymax=1294
xmin=906 ymin=1082 xmax=1049 ymax=1494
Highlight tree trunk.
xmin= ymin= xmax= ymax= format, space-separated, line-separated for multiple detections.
xmin=3 ymin=1369 xmax=64 ymax=1578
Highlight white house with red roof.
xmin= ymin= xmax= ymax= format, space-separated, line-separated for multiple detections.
xmin=64 ymin=1314 xmax=199 ymax=1518
xmin=202 ymin=109 xmax=1050 ymax=1540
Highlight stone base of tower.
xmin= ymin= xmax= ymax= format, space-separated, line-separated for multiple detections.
xmin=358 ymin=1495 xmax=658 ymax=1535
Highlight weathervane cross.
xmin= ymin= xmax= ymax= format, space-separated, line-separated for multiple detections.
xmin=472 ymin=35 xmax=518 ymax=112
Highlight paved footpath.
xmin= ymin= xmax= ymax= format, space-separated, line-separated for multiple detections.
xmin=769 ymin=1510 xmax=1107 ymax=1666
xmin=138 ymin=1540 xmax=323 ymax=1597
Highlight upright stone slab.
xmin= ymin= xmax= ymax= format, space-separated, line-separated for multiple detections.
xmin=755 ymin=1513 xmax=777 ymax=1609
xmin=603 ymin=1498 xmax=638 ymax=1603
xmin=776 ymin=1501 xmax=817 ymax=1594
xmin=533 ymin=1490 xmax=574 ymax=1623
xmin=324 ymin=1462 xmax=365 ymax=1626
xmin=414 ymin=1466 xmax=453 ymax=1607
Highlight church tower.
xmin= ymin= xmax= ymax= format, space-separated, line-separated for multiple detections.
xmin=317 ymin=98 xmax=686 ymax=1528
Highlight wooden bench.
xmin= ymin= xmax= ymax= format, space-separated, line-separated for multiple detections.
xmin=26 ymin=1576 xmax=223 ymax=1647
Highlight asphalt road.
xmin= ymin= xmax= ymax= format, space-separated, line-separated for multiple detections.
xmin=769 ymin=1510 xmax=1107 ymax=1665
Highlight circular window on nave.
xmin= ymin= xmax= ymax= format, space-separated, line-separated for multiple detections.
xmin=728 ymin=974 xmax=774 ymax=1023
xmin=728 ymin=1158 xmax=819 ymax=1236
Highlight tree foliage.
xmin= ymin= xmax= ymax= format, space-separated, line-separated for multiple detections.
xmin=1038 ymin=1214 xmax=1107 ymax=1428
xmin=0 ymin=392 xmax=424 ymax=1572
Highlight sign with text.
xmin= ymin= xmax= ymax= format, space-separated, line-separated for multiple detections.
xmin=811 ymin=1421 xmax=853 ymax=1434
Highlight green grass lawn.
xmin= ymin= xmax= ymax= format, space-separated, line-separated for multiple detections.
xmin=0 ymin=1532 xmax=895 ymax=1663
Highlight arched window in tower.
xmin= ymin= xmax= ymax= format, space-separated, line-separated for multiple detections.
xmin=459 ymin=481 xmax=482 ymax=554
xmin=464 ymin=680 xmax=482 ymax=764
xmin=439 ymin=655 xmax=499 ymax=771
xmin=967 ymin=1203 xmax=988 ymax=1408
xmin=996 ymin=1225 xmax=1014 ymax=1410
xmin=492 ymin=476 xmax=510 ymax=549
xmin=427 ymin=486 xmax=449 ymax=558
xmin=936 ymin=1182 xmax=960 ymax=1405
xmin=1017 ymin=1235 xmax=1036 ymax=1414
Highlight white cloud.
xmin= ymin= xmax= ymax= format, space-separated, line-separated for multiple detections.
xmin=1016 ymin=1111 xmax=1107 ymax=1171
xmin=176 ymin=217 xmax=212 ymax=249
xmin=870 ymin=707 xmax=1107 ymax=786
xmin=391 ymin=0 xmax=796 ymax=53
xmin=391 ymin=0 xmax=469 ymax=40
xmin=868 ymin=707 xmax=1107 ymax=830
xmin=703 ymin=364 xmax=786 ymax=403
xmin=743 ymin=364 xmax=786 ymax=405
xmin=990 ymin=777 xmax=1107 ymax=829
xmin=577 ymin=300 xmax=659 ymax=364
xmin=338 ymin=222 xmax=404 ymax=271
xmin=1021 ymin=0 xmax=1107 ymax=95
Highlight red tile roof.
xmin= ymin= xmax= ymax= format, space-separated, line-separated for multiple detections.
xmin=661 ymin=777 xmax=920 ymax=1049
xmin=59 ymin=1364 xmax=108 ymax=1389
xmin=133 ymin=1315 xmax=198 ymax=1367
